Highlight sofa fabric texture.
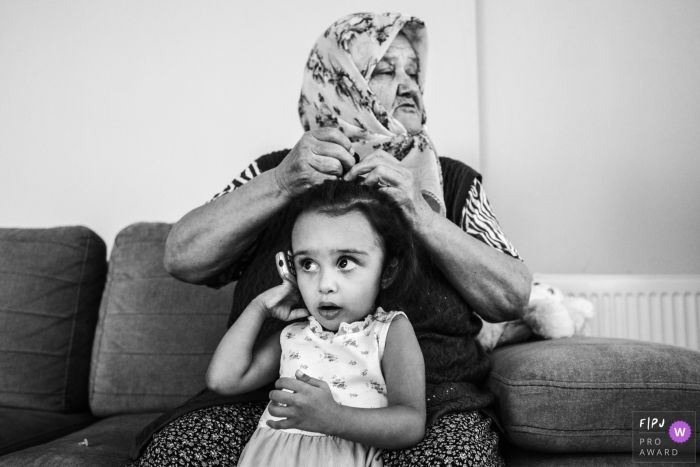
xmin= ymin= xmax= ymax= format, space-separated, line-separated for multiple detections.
xmin=88 ymin=223 xmax=236 ymax=416
xmin=487 ymin=337 xmax=700 ymax=453
xmin=0 ymin=408 xmax=95 ymax=458
xmin=0 ymin=413 xmax=161 ymax=467
xmin=0 ymin=227 xmax=106 ymax=413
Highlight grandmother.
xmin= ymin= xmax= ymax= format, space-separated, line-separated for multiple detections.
xmin=130 ymin=12 xmax=531 ymax=467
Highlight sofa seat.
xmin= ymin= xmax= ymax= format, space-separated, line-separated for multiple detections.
xmin=499 ymin=438 xmax=697 ymax=467
xmin=0 ymin=413 xmax=162 ymax=467
xmin=0 ymin=409 xmax=95 ymax=458
xmin=487 ymin=337 xmax=700 ymax=454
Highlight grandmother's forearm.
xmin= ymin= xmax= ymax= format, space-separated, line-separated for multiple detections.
xmin=164 ymin=169 xmax=291 ymax=284
xmin=414 ymin=212 xmax=532 ymax=322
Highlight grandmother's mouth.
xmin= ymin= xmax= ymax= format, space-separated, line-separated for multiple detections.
xmin=397 ymin=104 xmax=417 ymax=112
xmin=394 ymin=100 xmax=420 ymax=112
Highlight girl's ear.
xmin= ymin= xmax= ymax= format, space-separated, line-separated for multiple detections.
xmin=381 ymin=258 xmax=399 ymax=289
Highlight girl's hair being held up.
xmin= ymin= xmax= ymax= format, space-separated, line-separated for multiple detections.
xmin=286 ymin=180 xmax=421 ymax=312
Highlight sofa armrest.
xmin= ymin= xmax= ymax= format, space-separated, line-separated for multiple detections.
xmin=487 ymin=337 xmax=700 ymax=453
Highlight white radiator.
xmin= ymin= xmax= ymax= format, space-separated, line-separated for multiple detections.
xmin=533 ymin=274 xmax=700 ymax=350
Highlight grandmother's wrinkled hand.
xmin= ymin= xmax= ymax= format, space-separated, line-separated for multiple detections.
xmin=274 ymin=128 xmax=355 ymax=198
xmin=343 ymin=150 xmax=434 ymax=231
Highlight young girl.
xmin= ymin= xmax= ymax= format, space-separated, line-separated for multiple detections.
xmin=206 ymin=180 xmax=426 ymax=467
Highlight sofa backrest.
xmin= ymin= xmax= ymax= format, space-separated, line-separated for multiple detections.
xmin=89 ymin=222 xmax=235 ymax=417
xmin=0 ymin=226 xmax=106 ymax=413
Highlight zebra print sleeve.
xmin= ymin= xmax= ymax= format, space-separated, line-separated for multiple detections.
xmin=461 ymin=179 xmax=522 ymax=260
xmin=208 ymin=161 xmax=262 ymax=202
xmin=202 ymin=161 xmax=263 ymax=287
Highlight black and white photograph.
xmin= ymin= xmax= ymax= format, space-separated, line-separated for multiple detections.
xmin=1 ymin=1 xmax=699 ymax=465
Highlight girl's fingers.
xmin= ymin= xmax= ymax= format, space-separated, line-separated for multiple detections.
xmin=275 ymin=377 xmax=307 ymax=393
xmin=266 ymin=404 xmax=292 ymax=419
xmin=287 ymin=308 xmax=310 ymax=320
xmin=266 ymin=418 xmax=295 ymax=430
xmin=294 ymin=370 xmax=326 ymax=388
xmin=269 ymin=389 xmax=295 ymax=406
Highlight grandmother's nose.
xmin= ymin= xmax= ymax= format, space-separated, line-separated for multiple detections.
xmin=397 ymin=71 xmax=420 ymax=96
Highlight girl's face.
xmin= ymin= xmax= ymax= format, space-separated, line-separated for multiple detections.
xmin=291 ymin=209 xmax=386 ymax=331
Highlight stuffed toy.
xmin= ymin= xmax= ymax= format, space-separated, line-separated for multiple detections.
xmin=476 ymin=281 xmax=595 ymax=352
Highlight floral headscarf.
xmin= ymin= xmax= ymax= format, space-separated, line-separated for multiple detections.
xmin=299 ymin=12 xmax=446 ymax=216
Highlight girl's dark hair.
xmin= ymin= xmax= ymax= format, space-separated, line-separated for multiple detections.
xmin=286 ymin=180 xmax=421 ymax=312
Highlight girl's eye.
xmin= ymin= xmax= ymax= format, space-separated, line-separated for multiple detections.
xmin=337 ymin=258 xmax=357 ymax=271
xmin=300 ymin=260 xmax=318 ymax=272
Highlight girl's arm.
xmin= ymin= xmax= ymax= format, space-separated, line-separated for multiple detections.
xmin=267 ymin=315 xmax=426 ymax=449
xmin=206 ymin=282 xmax=308 ymax=395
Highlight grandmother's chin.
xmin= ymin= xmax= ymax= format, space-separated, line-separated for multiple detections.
xmin=394 ymin=108 xmax=423 ymax=135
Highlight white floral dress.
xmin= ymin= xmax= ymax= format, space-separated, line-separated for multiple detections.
xmin=237 ymin=308 xmax=405 ymax=467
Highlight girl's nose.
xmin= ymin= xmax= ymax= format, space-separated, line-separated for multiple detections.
xmin=318 ymin=270 xmax=338 ymax=294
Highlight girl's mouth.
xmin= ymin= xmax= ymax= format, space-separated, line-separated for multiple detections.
xmin=318 ymin=303 xmax=341 ymax=319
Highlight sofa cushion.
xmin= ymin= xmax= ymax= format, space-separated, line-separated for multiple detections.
xmin=0 ymin=227 xmax=106 ymax=412
xmin=499 ymin=438 xmax=636 ymax=467
xmin=0 ymin=408 xmax=95 ymax=457
xmin=487 ymin=337 xmax=700 ymax=453
xmin=0 ymin=412 xmax=161 ymax=466
xmin=89 ymin=223 xmax=235 ymax=416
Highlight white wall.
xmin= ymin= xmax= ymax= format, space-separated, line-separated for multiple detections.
xmin=5 ymin=1 xmax=698 ymax=275
xmin=0 ymin=1 xmax=478 ymax=251
xmin=477 ymin=0 xmax=700 ymax=274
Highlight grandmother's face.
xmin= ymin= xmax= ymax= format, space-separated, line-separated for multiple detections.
xmin=368 ymin=33 xmax=424 ymax=135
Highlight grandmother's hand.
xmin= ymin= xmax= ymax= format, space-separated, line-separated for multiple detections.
xmin=275 ymin=128 xmax=355 ymax=198
xmin=343 ymin=150 xmax=434 ymax=231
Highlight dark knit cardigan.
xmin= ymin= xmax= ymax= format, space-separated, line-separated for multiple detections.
xmin=131 ymin=150 xmax=501 ymax=459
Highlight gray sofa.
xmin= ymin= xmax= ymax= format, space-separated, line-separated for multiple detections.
xmin=0 ymin=224 xmax=698 ymax=466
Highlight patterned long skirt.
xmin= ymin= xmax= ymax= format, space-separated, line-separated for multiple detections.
xmin=128 ymin=402 xmax=505 ymax=467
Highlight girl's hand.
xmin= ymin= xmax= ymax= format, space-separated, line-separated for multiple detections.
xmin=257 ymin=282 xmax=309 ymax=322
xmin=266 ymin=370 xmax=339 ymax=433
xmin=342 ymin=150 xmax=435 ymax=232
xmin=274 ymin=128 xmax=355 ymax=198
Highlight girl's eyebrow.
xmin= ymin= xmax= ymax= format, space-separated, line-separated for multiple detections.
xmin=335 ymin=248 xmax=368 ymax=256
xmin=292 ymin=248 xmax=368 ymax=258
